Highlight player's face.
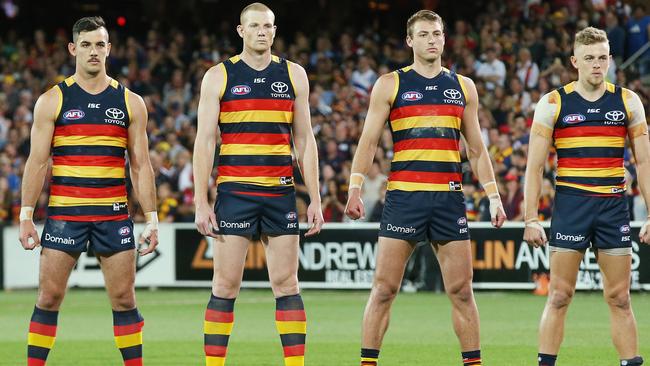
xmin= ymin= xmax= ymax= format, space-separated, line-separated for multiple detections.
xmin=406 ymin=20 xmax=444 ymax=63
xmin=571 ymin=42 xmax=610 ymax=87
xmin=68 ymin=28 xmax=111 ymax=76
xmin=238 ymin=10 xmax=276 ymax=53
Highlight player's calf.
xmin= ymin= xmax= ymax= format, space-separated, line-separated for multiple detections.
xmin=275 ymin=294 xmax=306 ymax=366
xmin=27 ymin=306 xmax=58 ymax=366
xmin=113 ymin=308 xmax=144 ymax=366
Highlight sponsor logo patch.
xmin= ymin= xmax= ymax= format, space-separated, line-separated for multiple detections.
xmin=63 ymin=109 xmax=85 ymax=120
xmin=401 ymin=91 xmax=423 ymax=101
xmin=563 ymin=113 xmax=586 ymax=124
xmin=231 ymin=85 xmax=251 ymax=95
xmin=119 ymin=226 xmax=131 ymax=236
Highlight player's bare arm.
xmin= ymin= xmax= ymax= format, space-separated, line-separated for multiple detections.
xmin=289 ymin=61 xmax=323 ymax=236
xmin=126 ymin=90 xmax=159 ymax=255
xmin=624 ymin=89 xmax=650 ymax=244
xmin=345 ymin=72 xmax=395 ymax=220
xmin=523 ymin=91 xmax=556 ymax=247
xmin=19 ymin=86 xmax=59 ymax=250
xmin=193 ymin=64 xmax=223 ymax=238
xmin=458 ymin=75 xmax=506 ymax=228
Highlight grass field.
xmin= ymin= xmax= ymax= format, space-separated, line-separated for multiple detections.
xmin=1 ymin=289 xmax=649 ymax=365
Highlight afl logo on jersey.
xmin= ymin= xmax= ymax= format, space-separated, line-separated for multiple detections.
xmin=443 ymin=89 xmax=462 ymax=100
xmin=401 ymin=91 xmax=423 ymax=101
xmin=271 ymin=81 xmax=289 ymax=93
xmin=63 ymin=109 xmax=85 ymax=120
xmin=605 ymin=110 xmax=625 ymax=122
xmin=563 ymin=114 xmax=586 ymax=124
xmin=231 ymin=85 xmax=251 ymax=95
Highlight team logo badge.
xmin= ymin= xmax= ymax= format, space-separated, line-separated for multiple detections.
xmin=457 ymin=217 xmax=467 ymax=226
xmin=563 ymin=114 xmax=586 ymax=124
xmin=620 ymin=225 xmax=630 ymax=234
xmin=443 ymin=89 xmax=462 ymax=99
xmin=401 ymin=91 xmax=423 ymax=101
xmin=271 ymin=81 xmax=289 ymax=93
xmin=286 ymin=212 xmax=297 ymax=220
xmin=231 ymin=85 xmax=251 ymax=95
xmin=63 ymin=109 xmax=85 ymax=120
xmin=105 ymin=108 xmax=125 ymax=120
xmin=119 ymin=226 xmax=131 ymax=236
xmin=605 ymin=110 xmax=625 ymax=122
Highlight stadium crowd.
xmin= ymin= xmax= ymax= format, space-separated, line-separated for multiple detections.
xmin=0 ymin=0 xmax=649 ymax=224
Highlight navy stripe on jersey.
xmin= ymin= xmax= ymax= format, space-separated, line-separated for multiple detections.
xmin=51 ymin=176 xmax=125 ymax=187
xmin=390 ymin=161 xmax=462 ymax=173
xmin=556 ymin=147 xmax=625 ymax=159
xmin=48 ymin=205 xmax=129 ymax=217
xmin=52 ymin=145 xmax=126 ymax=157
xmin=219 ymin=122 xmax=292 ymax=135
xmin=392 ymin=127 xmax=461 ymax=142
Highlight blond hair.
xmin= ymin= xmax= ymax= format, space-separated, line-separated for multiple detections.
xmin=406 ymin=10 xmax=444 ymax=37
xmin=240 ymin=2 xmax=274 ymax=24
xmin=574 ymin=26 xmax=608 ymax=50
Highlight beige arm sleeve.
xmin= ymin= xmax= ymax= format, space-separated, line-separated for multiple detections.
xmin=623 ymin=88 xmax=648 ymax=139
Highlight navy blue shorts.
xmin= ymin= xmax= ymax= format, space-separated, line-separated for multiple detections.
xmin=41 ymin=218 xmax=135 ymax=254
xmin=379 ymin=190 xmax=469 ymax=242
xmin=215 ymin=183 xmax=299 ymax=237
xmin=550 ymin=192 xmax=631 ymax=250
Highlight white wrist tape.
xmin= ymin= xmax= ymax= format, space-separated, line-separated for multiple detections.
xmin=19 ymin=206 xmax=34 ymax=221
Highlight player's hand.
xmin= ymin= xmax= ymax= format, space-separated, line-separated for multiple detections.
xmin=524 ymin=220 xmax=548 ymax=247
xmin=639 ymin=218 xmax=650 ymax=244
xmin=138 ymin=220 xmax=159 ymax=256
xmin=19 ymin=219 xmax=40 ymax=250
xmin=305 ymin=200 xmax=323 ymax=237
xmin=195 ymin=202 xmax=219 ymax=238
xmin=488 ymin=193 xmax=506 ymax=228
xmin=344 ymin=188 xmax=365 ymax=220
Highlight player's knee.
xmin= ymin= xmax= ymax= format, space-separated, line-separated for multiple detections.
xmin=447 ymin=280 xmax=473 ymax=304
xmin=372 ymin=280 xmax=399 ymax=304
xmin=605 ymin=290 xmax=631 ymax=311
xmin=271 ymin=275 xmax=299 ymax=297
xmin=111 ymin=288 xmax=136 ymax=310
xmin=548 ymin=288 xmax=574 ymax=309
xmin=213 ymin=278 xmax=242 ymax=298
xmin=37 ymin=289 xmax=66 ymax=310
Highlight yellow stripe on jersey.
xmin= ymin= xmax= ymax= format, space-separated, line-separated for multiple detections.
xmin=390 ymin=71 xmax=400 ymax=106
xmin=391 ymin=116 xmax=461 ymax=131
xmin=219 ymin=110 xmax=293 ymax=124
xmin=563 ymin=82 xmax=575 ymax=94
xmin=48 ymin=195 xmax=128 ymax=207
xmin=557 ymin=167 xmax=625 ymax=178
xmin=284 ymin=356 xmax=305 ymax=366
xmin=206 ymin=356 xmax=226 ymax=366
xmin=286 ymin=61 xmax=296 ymax=95
xmin=271 ymin=55 xmax=280 ymax=63
xmin=114 ymin=333 xmax=142 ymax=348
xmin=554 ymin=136 xmax=625 ymax=149
xmin=556 ymin=181 xmax=624 ymax=194
xmin=551 ymin=90 xmax=562 ymax=123
xmin=204 ymin=321 xmax=234 ymax=335
xmin=387 ymin=181 xmax=457 ymax=191
xmin=392 ymin=149 xmax=461 ymax=163
xmin=216 ymin=175 xmax=290 ymax=187
xmin=219 ymin=63 xmax=228 ymax=99
xmin=53 ymin=85 xmax=63 ymax=120
xmin=605 ymin=82 xmax=615 ymax=93
xmin=219 ymin=143 xmax=291 ymax=155
xmin=124 ymin=88 xmax=132 ymax=125
xmin=456 ymin=74 xmax=468 ymax=100
xmin=109 ymin=78 xmax=119 ymax=89
xmin=53 ymin=135 xmax=127 ymax=148
xmin=52 ymin=165 xmax=126 ymax=178
xmin=275 ymin=321 xmax=307 ymax=334
xmin=28 ymin=333 xmax=55 ymax=348
xmin=64 ymin=76 xmax=75 ymax=87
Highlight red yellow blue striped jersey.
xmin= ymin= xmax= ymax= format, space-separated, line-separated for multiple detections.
xmin=552 ymin=82 xmax=629 ymax=196
xmin=387 ymin=67 xmax=467 ymax=192
xmin=217 ymin=55 xmax=295 ymax=191
xmin=48 ymin=77 xmax=130 ymax=221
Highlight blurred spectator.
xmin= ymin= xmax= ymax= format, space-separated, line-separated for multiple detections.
xmin=476 ymin=47 xmax=506 ymax=90
xmin=515 ymin=48 xmax=539 ymax=90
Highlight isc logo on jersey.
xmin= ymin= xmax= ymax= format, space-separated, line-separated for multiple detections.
xmin=401 ymin=91 xmax=423 ymax=101
xmin=231 ymin=85 xmax=251 ymax=95
xmin=63 ymin=109 xmax=85 ymax=120
xmin=563 ymin=114 xmax=586 ymax=124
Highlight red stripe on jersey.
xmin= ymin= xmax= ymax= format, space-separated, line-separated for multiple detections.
xmin=54 ymin=124 xmax=127 ymax=137
xmin=29 ymin=322 xmax=57 ymax=337
xmin=390 ymin=104 xmax=464 ymax=120
xmin=204 ymin=345 xmax=228 ymax=357
xmin=220 ymin=99 xmax=294 ymax=112
xmin=27 ymin=358 xmax=46 ymax=366
xmin=275 ymin=310 xmax=307 ymax=321
xmin=49 ymin=214 xmax=129 ymax=222
xmin=389 ymin=171 xmax=462 ymax=184
xmin=50 ymin=184 xmax=127 ymax=198
xmin=218 ymin=165 xmax=293 ymax=177
xmin=283 ymin=344 xmax=305 ymax=357
xmin=557 ymin=157 xmax=624 ymax=168
xmin=52 ymin=155 xmax=125 ymax=167
xmin=232 ymin=191 xmax=284 ymax=197
xmin=221 ymin=133 xmax=290 ymax=145
xmin=553 ymin=126 xmax=626 ymax=138
xmin=124 ymin=358 xmax=143 ymax=366
xmin=205 ymin=309 xmax=234 ymax=323
xmin=113 ymin=321 xmax=144 ymax=336
xmin=393 ymin=138 xmax=459 ymax=152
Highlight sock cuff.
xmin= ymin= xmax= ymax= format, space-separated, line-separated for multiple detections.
xmin=276 ymin=294 xmax=304 ymax=310
xmin=621 ymin=356 xmax=644 ymax=366
xmin=361 ymin=348 xmax=380 ymax=358
xmin=112 ymin=308 xmax=144 ymax=325
xmin=462 ymin=350 xmax=481 ymax=359
xmin=32 ymin=306 xmax=59 ymax=324
xmin=208 ymin=294 xmax=236 ymax=312
xmin=538 ymin=353 xmax=557 ymax=359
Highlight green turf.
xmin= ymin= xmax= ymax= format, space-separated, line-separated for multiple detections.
xmin=1 ymin=289 xmax=649 ymax=365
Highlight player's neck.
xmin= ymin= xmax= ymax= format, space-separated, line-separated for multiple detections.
xmin=574 ymin=79 xmax=606 ymax=102
xmin=411 ymin=58 xmax=442 ymax=78
xmin=72 ymin=71 xmax=111 ymax=94
xmin=240 ymin=48 xmax=272 ymax=71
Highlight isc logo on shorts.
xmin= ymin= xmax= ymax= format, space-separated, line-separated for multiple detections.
xmin=121 ymin=237 xmax=132 ymax=244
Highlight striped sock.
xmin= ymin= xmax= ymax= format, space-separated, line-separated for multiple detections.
xmin=361 ymin=348 xmax=379 ymax=365
xmin=275 ymin=294 xmax=306 ymax=366
xmin=538 ymin=353 xmax=557 ymax=366
xmin=113 ymin=308 xmax=144 ymax=366
xmin=27 ymin=306 xmax=58 ymax=366
xmin=462 ymin=350 xmax=482 ymax=365
xmin=204 ymin=295 xmax=235 ymax=366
